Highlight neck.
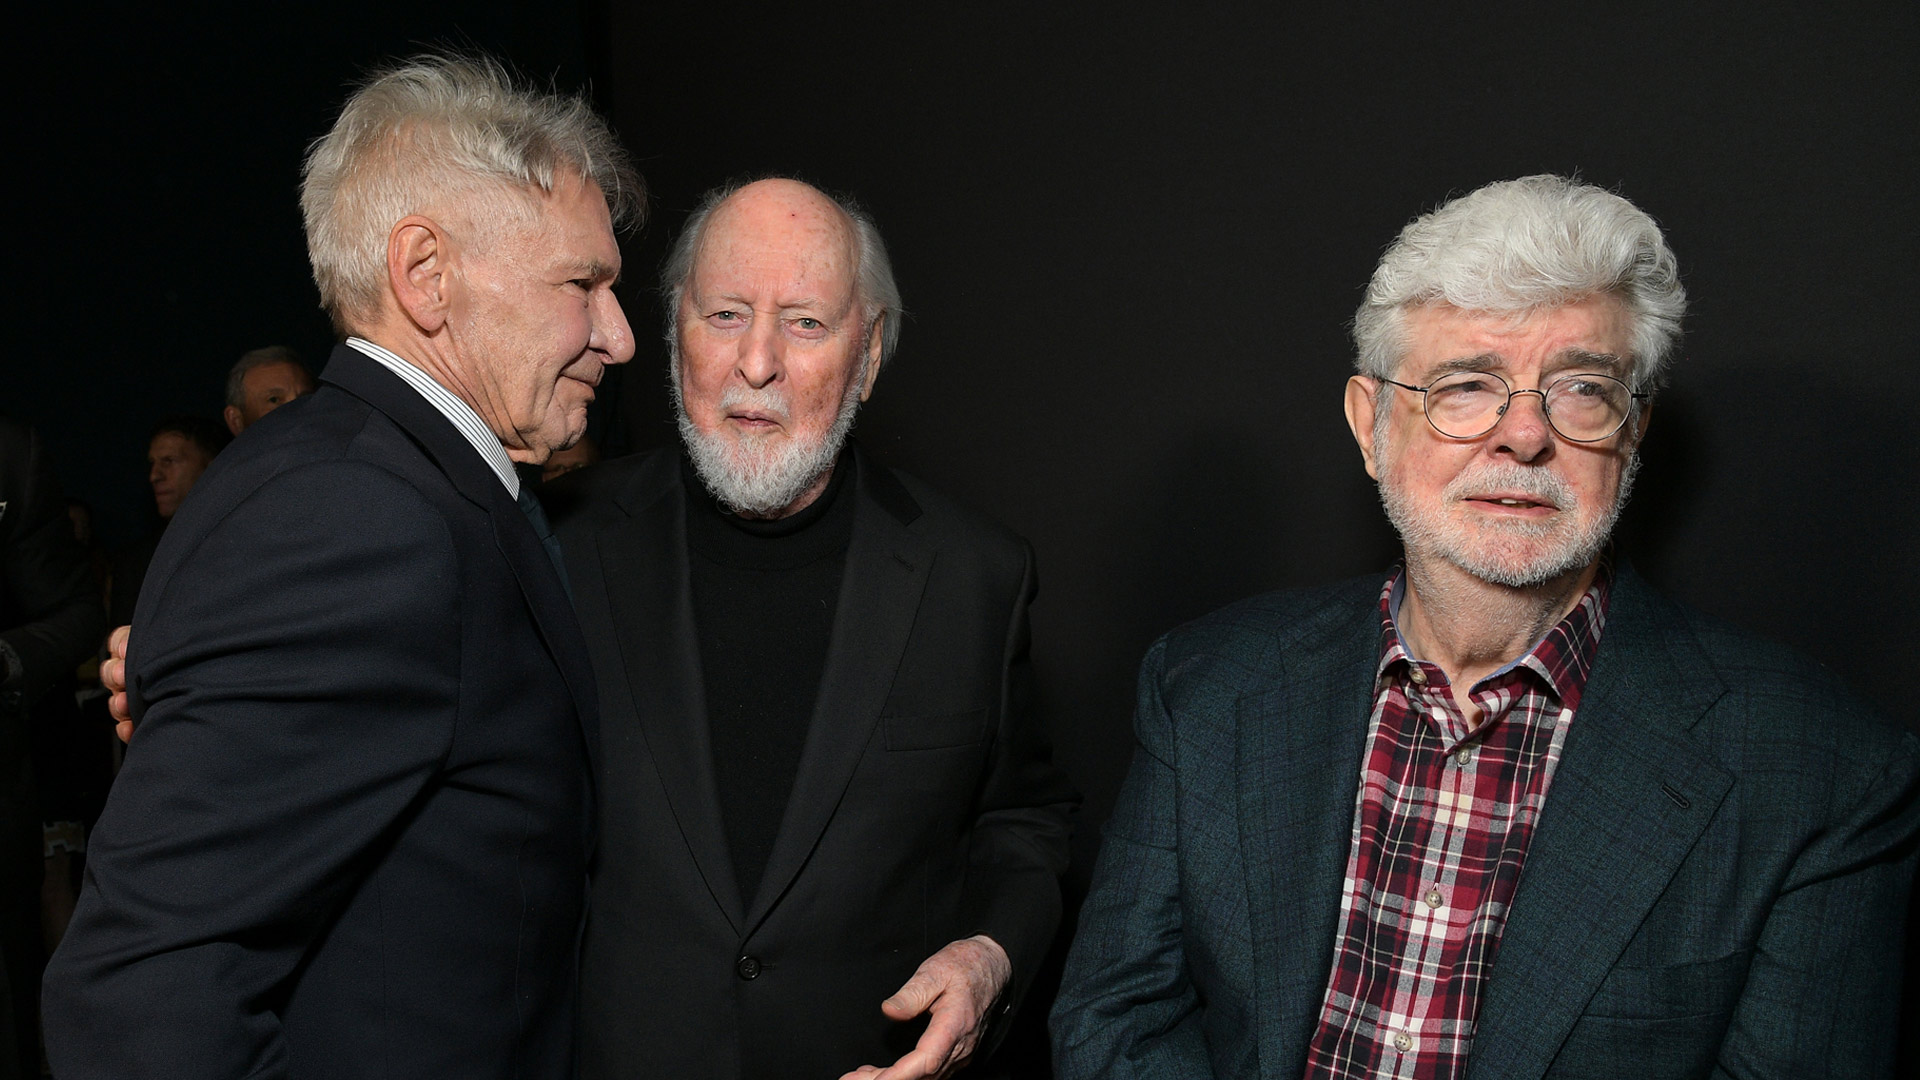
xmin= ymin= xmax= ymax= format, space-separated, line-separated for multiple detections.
xmin=1396 ymin=551 xmax=1599 ymax=703
xmin=353 ymin=323 xmax=527 ymax=459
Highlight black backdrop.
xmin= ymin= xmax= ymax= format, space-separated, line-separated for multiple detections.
xmin=16 ymin=1 xmax=1917 ymax=1072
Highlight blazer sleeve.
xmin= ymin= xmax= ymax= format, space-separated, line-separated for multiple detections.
xmin=1050 ymin=637 xmax=1215 ymax=1078
xmin=962 ymin=540 xmax=1080 ymax=1037
xmin=1714 ymin=723 xmax=1920 ymax=1078
xmin=42 ymin=461 xmax=463 ymax=1079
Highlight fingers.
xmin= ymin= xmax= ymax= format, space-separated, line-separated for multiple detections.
xmin=104 ymin=624 xmax=132 ymax=738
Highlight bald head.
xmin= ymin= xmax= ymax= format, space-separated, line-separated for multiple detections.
xmin=696 ymin=180 xmax=861 ymax=313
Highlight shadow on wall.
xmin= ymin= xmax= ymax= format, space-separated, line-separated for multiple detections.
xmin=1616 ymin=351 xmax=1916 ymax=725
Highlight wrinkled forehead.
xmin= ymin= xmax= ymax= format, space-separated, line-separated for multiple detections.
xmin=245 ymin=361 xmax=313 ymax=391
xmin=689 ymin=187 xmax=861 ymax=304
xmin=1398 ymin=298 xmax=1635 ymax=377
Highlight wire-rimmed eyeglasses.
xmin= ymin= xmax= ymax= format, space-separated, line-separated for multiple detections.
xmin=1378 ymin=370 xmax=1650 ymax=443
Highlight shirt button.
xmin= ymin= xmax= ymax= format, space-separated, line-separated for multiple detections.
xmin=735 ymin=954 xmax=761 ymax=981
xmin=1393 ymin=1031 xmax=1414 ymax=1053
xmin=1425 ymin=887 xmax=1444 ymax=909
xmin=1408 ymin=666 xmax=1428 ymax=685
xmin=1457 ymin=747 xmax=1474 ymax=765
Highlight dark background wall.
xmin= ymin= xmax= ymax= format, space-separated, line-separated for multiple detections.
xmin=16 ymin=1 xmax=1916 ymax=1072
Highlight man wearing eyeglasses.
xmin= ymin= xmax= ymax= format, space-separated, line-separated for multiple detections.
xmin=1051 ymin=175 xmax=1920 ymax=1079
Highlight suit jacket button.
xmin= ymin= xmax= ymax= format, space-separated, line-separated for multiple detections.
xmin=736 ymin=955 xmax=761 ymax=981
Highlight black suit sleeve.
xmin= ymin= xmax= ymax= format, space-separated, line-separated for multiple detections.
xmin=43 ymin=461 xmax=463 ymax=1078
xmin=1 ymin=421 xmax=103 ymax=705
xmin=966 ymin=541 xmax=1078 ymax=1036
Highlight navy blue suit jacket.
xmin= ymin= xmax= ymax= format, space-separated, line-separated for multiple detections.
xmin=1052 ymin=567 xmax=1920 ymax=1079
xmin=43 ymin=345 xmax=598 ymax=1078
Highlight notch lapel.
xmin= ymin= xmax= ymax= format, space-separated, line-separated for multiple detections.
xmin=488 ymin=479 xmax=601 ymax=767
xmin=595 ymin=470 xmax=747 ymax=929
xmin=1239 ymin=593 xmax=1382 ymax=1069
xmin=1466 ymin=570 xmax=1731 ymax=1080
xmin=320 ymin=345 xmax=599 ymax=762
xmin=744 ymin=469 xmax=932 ymax=931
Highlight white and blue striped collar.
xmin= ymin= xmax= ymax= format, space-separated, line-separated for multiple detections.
xmin=345 ymin=337 xmax=520 ymax=498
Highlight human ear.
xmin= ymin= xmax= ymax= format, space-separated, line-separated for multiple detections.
xmin=856 ymin=314 xmax=885 ymax=402
xmin=1344 ymin=376 xmax=1383 ymax=480
xmin=223 ymin=406 xmax=244 ymax=437
xmin=387 ymin=215 xmax=453 ymax=334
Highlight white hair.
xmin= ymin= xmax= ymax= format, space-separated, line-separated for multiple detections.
xmin=300 ymin=52 xmax=643 ymax=333
xmin=659 ymin=177 xmax=903 ymax=367
xmin=1353 ymin=175 xmax=1685 ymax=389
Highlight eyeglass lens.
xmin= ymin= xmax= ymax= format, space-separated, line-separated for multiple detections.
xmin=1424 ymin=371 xmax=1632 ymax=441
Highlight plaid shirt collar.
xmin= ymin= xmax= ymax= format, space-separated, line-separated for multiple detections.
xmin=1377 ymin=557 xmax=1613 ymax=725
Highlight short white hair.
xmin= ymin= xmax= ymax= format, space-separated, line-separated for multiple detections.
xmin=300 ymin=52 xmax=643 ymax=332
xmin=1353 ymin=175 xmax=1685 ymax=388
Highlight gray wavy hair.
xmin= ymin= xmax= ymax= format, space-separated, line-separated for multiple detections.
xmin=300 ymin=52 xmax=644 ymax=333
xmin=1352 ymin=175 xmax=1685 ymax=389
xmin=660 ymin=178 xmax=903 ymax=367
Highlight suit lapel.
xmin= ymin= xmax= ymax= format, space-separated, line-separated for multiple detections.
xmin=1466 ymin=568 xmax=1731 ymax=1080
xmin=594 ymin=464 xmax=747 ymax=929
xmin=320 ymin=345 xmax=600 ymax=763
xmin=745 ymin=456 xmax=931 ymax=930
xmin=1239 ymin=588 xmax=1382 ymax=1069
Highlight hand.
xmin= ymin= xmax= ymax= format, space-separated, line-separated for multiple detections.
xmin=837 ymin=935 xmax=1010 ymax=1080
xmin=102 ymin=624 xmax=132 ymax=742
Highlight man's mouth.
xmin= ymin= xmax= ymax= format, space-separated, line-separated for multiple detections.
xmin=1466 ymin=493 xmax=1558 ymax=513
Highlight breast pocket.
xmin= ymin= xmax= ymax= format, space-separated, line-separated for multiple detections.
xmin=882 ymin=708 xmax=988 ymax=751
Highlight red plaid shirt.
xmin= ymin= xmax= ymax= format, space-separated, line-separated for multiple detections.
xmin=1300 ymin=568 xmax=1611 ymax=1080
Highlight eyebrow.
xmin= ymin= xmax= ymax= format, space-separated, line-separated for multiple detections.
xmin=704 ymin=292 xmax=839 ymax=315
xmin=1421 ymin=349 xmax=1631 ymax=380
xmin=566 ymin=259 xmax=621 ymax=285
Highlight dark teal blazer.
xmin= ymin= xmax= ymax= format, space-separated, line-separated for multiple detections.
xmin=1052 ymin=566 xmax=1920 ymax=1079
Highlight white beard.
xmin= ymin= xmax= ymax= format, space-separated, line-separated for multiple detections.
xmin=1378 ymin=454 xmax=1637 ymax=588
xmin=671 ymin=353 xmax=866 ymax=517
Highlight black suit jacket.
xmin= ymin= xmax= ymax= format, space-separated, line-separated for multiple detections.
xmin=43 ymin=346 xmax=598 ymax=1079
xmin=548 ymin=445 xmax=1077 ymax=1080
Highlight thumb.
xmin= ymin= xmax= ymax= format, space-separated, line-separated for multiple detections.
xmin=881 ymin=971 xmax=941 ymax=1020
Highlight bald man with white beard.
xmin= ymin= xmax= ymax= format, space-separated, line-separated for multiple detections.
xmin=545 ymin=179 xmax=1077 ymax=1080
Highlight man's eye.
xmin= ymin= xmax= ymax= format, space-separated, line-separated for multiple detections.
xmin=709 ymin=310 xmax=740 ymax=322
xmin=796 ymin=318 xmax=821 ymax=330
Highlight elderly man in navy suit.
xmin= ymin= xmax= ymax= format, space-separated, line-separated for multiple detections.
xmin=1051 ymin=175 xmax=1920 ymax=1079
xmin=44 ymin=54 xmax=636 ymax=1078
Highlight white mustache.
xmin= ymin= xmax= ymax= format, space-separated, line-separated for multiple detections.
xmin=1444 ymin=463 xmax=1576 ymax=510
xmin=718 ymin=385 xmax=789 ymax=421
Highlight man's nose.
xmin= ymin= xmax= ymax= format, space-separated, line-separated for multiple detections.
xmin=735 ymin=317 xmax=782 ymax=389
xmin=1490 ymin=388 xmax=1555 ymax=461
xmin=595 ymin=292 xmax=635 ymax=366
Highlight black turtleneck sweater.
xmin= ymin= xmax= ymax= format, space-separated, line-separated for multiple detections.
xmin=685 ymin=452 xmax=857 ymax=906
